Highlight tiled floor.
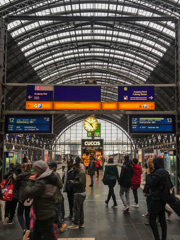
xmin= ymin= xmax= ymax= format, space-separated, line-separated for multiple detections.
xmin=0 ymin=171 xmax=180 ymax=240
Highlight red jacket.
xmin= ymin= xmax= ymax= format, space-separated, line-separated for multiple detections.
xmin=96 ymin=160 xmax=100 ymax=168
xmin=131 ymin=163 xmax=142 ymax=185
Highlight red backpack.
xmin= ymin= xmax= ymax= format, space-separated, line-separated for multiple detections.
xmin=0 ymin=178 xmax=14 ymax=201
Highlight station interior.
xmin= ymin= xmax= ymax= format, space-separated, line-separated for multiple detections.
xmin=1 ymin=1 xmax=180 ymax=240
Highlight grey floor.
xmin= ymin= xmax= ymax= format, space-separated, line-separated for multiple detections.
xmin=0 ymin=171 xmax=180 ymax=240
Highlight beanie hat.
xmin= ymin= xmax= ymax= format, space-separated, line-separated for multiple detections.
xmin=32 ymin=160 xmax=48 ymax=175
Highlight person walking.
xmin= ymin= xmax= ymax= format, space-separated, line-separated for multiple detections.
xmin=146 ymin=157 xmax=170 ymax=240
xmin=88 ymin=157 xmax=96 ymax=187
xmin=24 ymin=160 xmax=57 ymax=240
xmin=63 ymin=159 xmax=75 ymax=221
xmin=103 ymin=158 xmax=119 ymax=208
xmin=96 ymin=159 xmax=100 ymax=178
xmin=15 ymin=163 xmax=31 ymax=240
xmin=49 ymin=162 xmax=67 ymax=233
xmin=119 ymin=155 xmax=133 ymax=212
xmin=68 ymin=163 xmax=86 ymax=230
xmin=131 ymin=158 xmax=142 ymax=208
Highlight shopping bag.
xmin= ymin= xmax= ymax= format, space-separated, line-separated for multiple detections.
xmin=1 ymin=178 xmax=14 ymax=201
xmin=0 ymin=180 xmax=6 ymax=200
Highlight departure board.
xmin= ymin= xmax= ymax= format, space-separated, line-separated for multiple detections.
xmin=129 ymin=115 xmax=175 ymax=134
xmin=54 ymin=86 xmax=101 ymax=102
xmin=5 ymin=115 xmax=53 ymax=134
xmin=119 ymin=86 xmax=154 ymax=102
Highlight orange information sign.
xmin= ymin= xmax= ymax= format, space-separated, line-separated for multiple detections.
xmin=54 ymin=102 xmax=101 ymax=110
xmin=26 ymin=101 xmax=53 ymax=110
xmin=118 ymin=102 xmax=155 ymax=110
xmin=102 ymin=102 xmax=117 ymax=110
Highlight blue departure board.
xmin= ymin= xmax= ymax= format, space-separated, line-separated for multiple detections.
xmin=26 ymin=85 xmax=53 ymax=101
xmin=119 ymin=86 xmax=154 ymax=102
xmin=5 ymin=115 xmax=52 ymax=134
xmin=129 ymin=115 xmax=175 ymax=134
xmin=54 ymin=86 xmax=101 ymax=102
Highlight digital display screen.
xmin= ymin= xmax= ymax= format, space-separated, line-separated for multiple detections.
xmin=5 ymin=115 xmax=52 ymax=134
xmin=27 ymin=85 xmax=53 ymax=101
xmin=54 ymin=86 xmax=101 ymax=102
xmin=119 ymin=86 xmax=154 ymax=102
xmin=129 ymin=115 xmax=175 ymax=134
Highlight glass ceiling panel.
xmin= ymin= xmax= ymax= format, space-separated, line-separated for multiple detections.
xmin=1 ymin=0 xmax=178 ymax=87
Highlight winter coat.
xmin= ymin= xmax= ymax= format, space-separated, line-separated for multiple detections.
xmin=15 ymin=171 xmax=31 ymax=202
xmin=53 ymin=172 xmax=63 ymax=204
xmin=103 ymin=164 xmax=119 ymax=180
xmin=96 ymin=160 xmax=100 ymax=169
xmin=131 ymin=163 xmax=142 ymax=186
xmin=24 ymin=169 xmax=57 ymax=220
xmin=146 ymin=157 xmax=170 ymax=201
xmin=80 ymin=163 xmax=86 ymax=173
xmin=62 ymin=167 xmax=75 ymax=192
xmin=72 ymin=169 xmax=86 ymax=194
xmin=88 ymin=161 xmax=96 ymax=176
xmin=119 ymin=161 xmax=133 ymax=188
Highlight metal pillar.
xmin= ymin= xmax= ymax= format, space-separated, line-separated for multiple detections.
xmin=175 ymin=19 xmax=180 ymax=194
xmin=0 ymin=19 xmax=7 ymax=180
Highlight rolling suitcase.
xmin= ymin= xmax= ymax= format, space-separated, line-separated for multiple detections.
xmin=168 ymin=196 xmax=180 ymax=217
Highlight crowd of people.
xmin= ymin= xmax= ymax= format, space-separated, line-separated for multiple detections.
xmin=0 ymin=154 xmax=174 ymax=240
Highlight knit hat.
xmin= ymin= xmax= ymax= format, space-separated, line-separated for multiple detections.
xmin=32 ymin=160 xmax=48 ymax=175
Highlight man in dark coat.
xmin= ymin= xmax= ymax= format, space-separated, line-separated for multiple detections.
xmin=119 ymin=155 xmax=133 ymax=212
xmin=146 ymin=157 xmax=169 ymax=240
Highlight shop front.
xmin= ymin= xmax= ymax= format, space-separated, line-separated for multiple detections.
xmin=81 ymin=139 xmax=103 ymax=167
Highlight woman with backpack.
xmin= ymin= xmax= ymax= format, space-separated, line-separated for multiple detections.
xmin=15 ymin=163 xmax=32 ymax=240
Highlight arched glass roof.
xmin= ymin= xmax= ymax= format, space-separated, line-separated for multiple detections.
xmin=0 ymin=0 xmax=178 ymax=87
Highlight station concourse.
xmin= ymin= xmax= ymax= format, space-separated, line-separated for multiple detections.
xmin=1 ymin=1 xmax=180 ymax=240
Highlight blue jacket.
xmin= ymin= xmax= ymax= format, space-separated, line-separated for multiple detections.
xmin=62 ymin=167 xmax=75 ymax=192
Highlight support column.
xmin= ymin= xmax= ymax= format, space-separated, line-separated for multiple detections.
xmin=175 ymin=19 xmax=180 ymax=194
xmin=0 ymin=19 xmax=7 ymax=180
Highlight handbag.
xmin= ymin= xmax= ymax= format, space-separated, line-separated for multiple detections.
xmin=1 ymin=178 xmax=14 ymax=201
xmin=24 ymin=198 xmax=33 ymax=207
xmin=102 ymin=174 xmax=109 ymax=185
xmin=168 ymin=195 xmax=180 ymax=217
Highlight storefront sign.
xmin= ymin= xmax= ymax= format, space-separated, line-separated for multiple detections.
xmin=82 ymin=139 xmax=103 ymax=147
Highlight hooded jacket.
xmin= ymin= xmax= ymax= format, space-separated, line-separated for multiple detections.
xmin=119 ymin=161 xmax=133 ymax=188
xmin=103 ymin=163 xmax=119 ymax=180
xmin=131 ymin=163 xmax=142 ymax=186
xmin=24 ymin=168 xmax=57 ymax=220
xmin=15 ymin=171 xmax=31 ymax=202
xmin=146 ymin=157 xmax=169 ymax=201
xmin=72 ymin=169 xmax=86 ymax=194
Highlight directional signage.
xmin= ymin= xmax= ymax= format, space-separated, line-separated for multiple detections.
xmin=5 ymin=115 xmax=53 ymax=134
xmin=129 ymin=115 xmax=175 ymax=134
xmin=119 ymin=102 xmax=155 ymax=110
xmin=26 ymin=85 xmax=53 ymax=110
xmin=26 ymin=85 xmax=53 ymax=101
xmin=118 ymin=86 xmax=154 ymax=102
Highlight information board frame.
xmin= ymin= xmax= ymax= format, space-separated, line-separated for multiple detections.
xmin=128 ymin=115 xmax=176 ymax=134
xmin=5 ymin=115 xmax=53 ymax=134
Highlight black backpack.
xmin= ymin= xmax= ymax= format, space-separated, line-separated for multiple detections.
xmin=160 ymin=173 xmax=174 ymax=204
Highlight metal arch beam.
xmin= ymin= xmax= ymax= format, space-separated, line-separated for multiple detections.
xmin=26 ymin=41 xmax=161 ymax=63
xmin=6 ymin=15 xmax=176 ymax=22
xmin=10 ymin=18 xmax=173 ymax=46
xmin=20 ymin=32 xmax=167 ymax=57
xmin=37 ymin=59 xmax=150 ymax=81
xmin=33 ymin=50 xmax=156 ymax=71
